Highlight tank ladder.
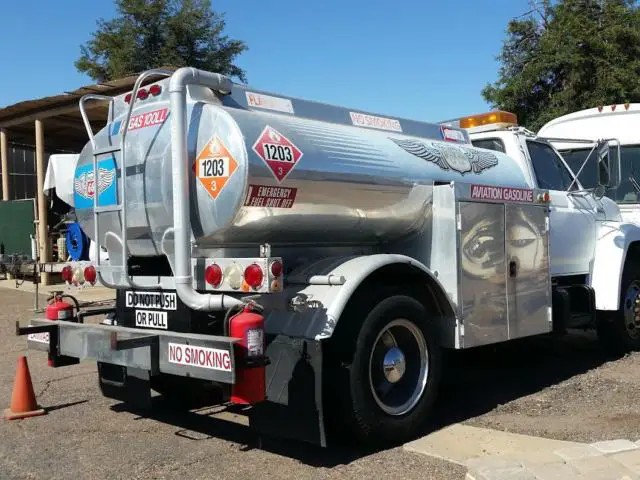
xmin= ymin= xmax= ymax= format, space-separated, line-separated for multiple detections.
xmin=79 ymin=69 xmax=173 ymax=289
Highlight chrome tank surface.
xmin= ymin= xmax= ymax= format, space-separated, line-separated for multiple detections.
xmin=73 ymin=83 xmax=531 ymax=257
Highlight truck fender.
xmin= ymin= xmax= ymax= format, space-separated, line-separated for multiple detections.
xmin=262 ymin=254 xmax=457 ymax=345
xmin=591 ymin=221 xmax=640 ymax=311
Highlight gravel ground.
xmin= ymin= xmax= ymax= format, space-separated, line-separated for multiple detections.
xmin=4 ymin=286 xmax=640 ymax=479
xmin=442 ymin=332 xmax=640 ymax=444
xmin=0 ymin=289 xmax=465 ymax=480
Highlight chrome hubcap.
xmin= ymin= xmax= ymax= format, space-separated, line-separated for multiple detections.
xmin=623 ymin=281 xmax=640 ymax=339
xmin=383 ymin=347 xmax=406 ymax=383
xmin=368 ymin=319 xmax=429 ymax=416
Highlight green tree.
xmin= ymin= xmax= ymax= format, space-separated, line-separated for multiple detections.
xmin=483 ymin=0 xmax=640 ymax=131
xmin=75 ymin=0 xmax=247 ymax=83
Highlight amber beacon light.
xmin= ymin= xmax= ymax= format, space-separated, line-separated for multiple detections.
xmin=459 ymin=111 xmax=518 ymax=129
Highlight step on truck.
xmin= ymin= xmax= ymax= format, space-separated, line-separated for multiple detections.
xmin=18 ymin=69 xmax=640 ymax=448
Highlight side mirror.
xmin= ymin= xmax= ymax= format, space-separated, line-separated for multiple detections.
xmin=596 ymin=141 xmax=611 ymax=187
xmin=596 ymin=140 xmax=621 ymax=191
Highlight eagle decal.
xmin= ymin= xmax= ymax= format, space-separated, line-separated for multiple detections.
xmin=74 ymin=167 xmax=116 ymax=200
xmin=390 ymin=138 xmax=499 ymax=174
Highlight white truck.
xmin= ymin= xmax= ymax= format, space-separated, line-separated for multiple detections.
xmin=442 ymin=110 xmax=640 ymax=353
xmin=18 ymin=70 xmax=640 ymax=449
xmin=538 ymin=103 xmax=640 ymax=225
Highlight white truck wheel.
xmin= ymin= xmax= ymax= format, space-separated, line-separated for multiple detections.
xmin=597 ymin=263 xmax=640 ymax=355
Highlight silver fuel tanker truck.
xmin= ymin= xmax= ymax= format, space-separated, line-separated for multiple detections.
xmin=20 ymin=68 xmax=640 ymax=447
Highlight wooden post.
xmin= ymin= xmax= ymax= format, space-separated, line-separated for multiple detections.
xmin=1 ymin=128 xmax=9 ymax=200
xmin=35 ymin=119 xmax=50 ymax=285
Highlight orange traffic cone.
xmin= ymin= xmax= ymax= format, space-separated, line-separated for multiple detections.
xmin=3 ymin=356 xmax=46 ymax=420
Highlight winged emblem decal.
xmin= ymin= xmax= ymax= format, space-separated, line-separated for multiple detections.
xmin=74 ymin=167 xmax=116 ymax=200
xmin=390 ymin=138 xmax=499 ymax=174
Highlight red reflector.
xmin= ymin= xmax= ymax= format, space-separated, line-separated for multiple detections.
xmin=244 ymin=264 xmax=264 ymax=289
xmin=270 ymin=260 xmax=283 ymax=277
xmin=124 ymin=93 xmax=132 ymax=103
xmin=205 ymin=264 xmax=223 ymax=287
xmin=137 ymin=89 xmax=149 ymax=100
xmin=61 ymin=266 xmax=73 ymax=283
xmin=84 ymin=265 xmax=97 ymax=285
xmin=149 ymin=84 xmax=162 ymax=96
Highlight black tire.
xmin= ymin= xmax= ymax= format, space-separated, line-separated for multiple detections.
xmin=597 ymin=261 xmax=640 ymax=356
xmin=325 ymin=286 xmax=441 ymax=447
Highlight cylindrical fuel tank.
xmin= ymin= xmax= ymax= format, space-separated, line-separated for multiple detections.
xmin=73 ymin=84 xmax=531 ymax=257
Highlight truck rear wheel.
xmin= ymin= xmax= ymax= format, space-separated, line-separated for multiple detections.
xmin=326 ymin=288 xmax=441 ymax=446
xmin=597 ymin=263 xmax=640 ymax=356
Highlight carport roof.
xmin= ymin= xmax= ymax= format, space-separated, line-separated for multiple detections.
xmin=0 ymin=68 xmax=176 ymax=152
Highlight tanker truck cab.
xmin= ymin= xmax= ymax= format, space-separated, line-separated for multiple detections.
xmin=446 ymin=110 xmax=640 ymax=353
xmin=15 ymin=68 xmax=640 ymax=450
xmin=538 ymin=104 xmax=640 ymax=225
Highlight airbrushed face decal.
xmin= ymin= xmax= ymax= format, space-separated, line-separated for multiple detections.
xmin=390 ymin=138 xmax=499 ymax=174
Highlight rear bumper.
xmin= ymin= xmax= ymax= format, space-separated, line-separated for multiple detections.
xmin=19 ymin=319 xmax=238 ymax=384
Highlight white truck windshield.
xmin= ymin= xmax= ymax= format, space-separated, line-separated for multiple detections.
xmin=562 ymin=146 xmax=640 ymax=203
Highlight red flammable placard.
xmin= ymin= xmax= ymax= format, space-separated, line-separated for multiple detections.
xmin=252 ymin=125 xmax=303 ymax=182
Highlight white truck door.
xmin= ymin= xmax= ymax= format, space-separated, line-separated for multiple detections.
xmin=523 ymin=139 xmax=598 ymax=276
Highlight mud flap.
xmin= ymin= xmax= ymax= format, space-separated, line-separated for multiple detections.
xmin=249 ymin=335 xmax=326 ymax=447
xmin=98 ymin=362 xmax=152 ymax=410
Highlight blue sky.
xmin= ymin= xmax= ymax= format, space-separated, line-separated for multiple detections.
xmin=0 ymin=0 xmax=530 ymax=122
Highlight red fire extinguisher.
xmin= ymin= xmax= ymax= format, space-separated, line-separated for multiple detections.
xmin=44 ymin=292 xmax=80 ymax=367
xmin=45 ymin=292 xmax=79 ymax=321
xmin=228 ymin=303 xmax=267 ymax=405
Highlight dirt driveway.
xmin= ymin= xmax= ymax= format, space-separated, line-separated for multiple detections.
xmin=0 ymin=289 xmax=462 ymax=480
xmin=1 ymin=287 xmax=640 ymax=479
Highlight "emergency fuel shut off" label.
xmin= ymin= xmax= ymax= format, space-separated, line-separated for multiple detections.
xmin=244 ymin=184 xmax=297 ymax=208
xmin=167 ymin=343 xmax=232 ymax=372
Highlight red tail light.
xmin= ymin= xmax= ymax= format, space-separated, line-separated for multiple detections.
xmin=205 ymin=264 xmax=223 ymax=287
xmin=149 ymin=84 xmax=162 ymax=96
xmin=270 ymin=260 xmax=283 ymax=277
xmin=244 ymin=264 xmax=264 ymax=289
xmin=61 ymin=266 xmax=73 ymax=283
xmin=124 ymin=93 xmax=132 ymax=103
xmin=84 ymin=265 xmax=97 ymax=285
xmin=137 ymin=89 xmax=149 ymax=100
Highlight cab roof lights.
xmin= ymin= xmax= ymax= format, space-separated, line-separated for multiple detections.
xmin=459 ymin=111 xmax=518 ymax=129
xmin=597 ymin=103 xmax=632 ymax=112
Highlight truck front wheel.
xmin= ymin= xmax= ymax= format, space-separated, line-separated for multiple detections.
xmin=597 ymin=263 xmax=640 ymax=356
xmin=326 ymin=289 xmax=441 ymax=446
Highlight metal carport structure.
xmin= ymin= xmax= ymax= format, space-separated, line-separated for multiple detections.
xmin=0 ymin=70 xmax=174 ymax=284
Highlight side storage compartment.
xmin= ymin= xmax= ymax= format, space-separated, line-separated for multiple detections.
xmin=505 ymin=203 xmax=552 ymax=339
xmin=458 ymin=198 xmax=552 ymax=347
xmin=459 ymin=201 xmax=508 ymax=346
